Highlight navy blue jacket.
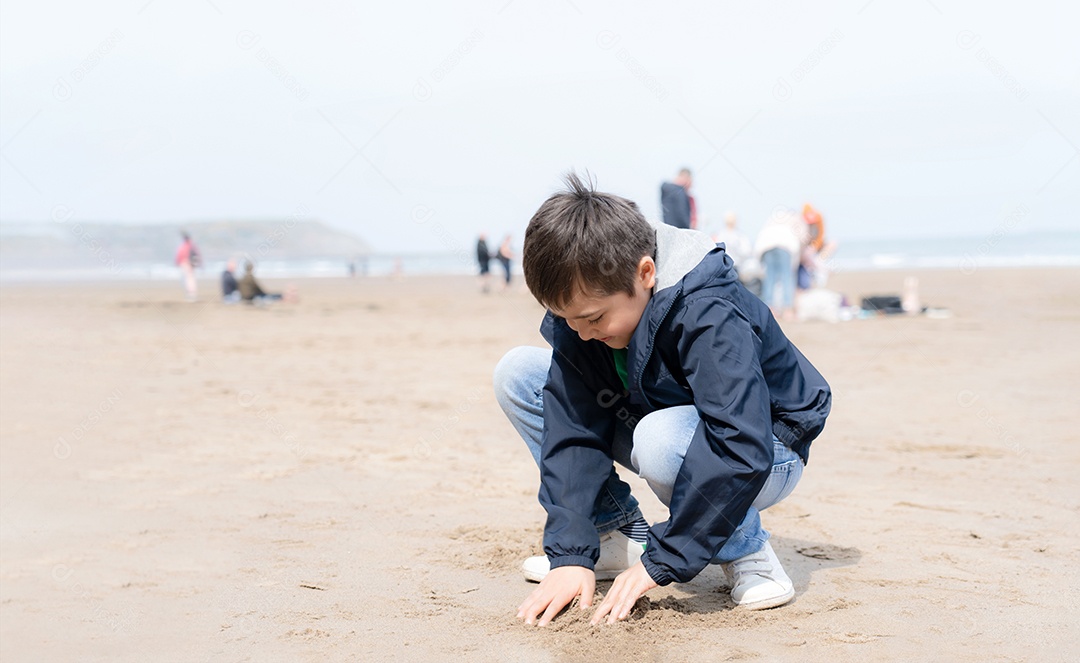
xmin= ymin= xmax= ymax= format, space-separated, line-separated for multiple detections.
xmin=537 ymin=240 xmax=831 ymax=586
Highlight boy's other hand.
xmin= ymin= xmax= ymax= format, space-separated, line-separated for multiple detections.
xmin=516 ymin=566 xmax=596 ymax=627
xmin=590 ymin=562 xmax=658 ymax=625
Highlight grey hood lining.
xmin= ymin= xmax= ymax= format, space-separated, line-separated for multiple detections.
xmin=650 ymin=221 xmax=718 ymax=293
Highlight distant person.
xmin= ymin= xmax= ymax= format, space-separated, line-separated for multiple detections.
xmin=496 ymin=235 xmax=514 ymax=290
xmin=715 ymin=211 xmax=761 ymax=297
xmin=174 ymin=232 xmax=201 ymax=301
xmin=799 ymin=203 xmax=837 ymax=289
xmin=797 ymin=245 xmax=816 ymax=291
xmin=714 ymin=212 xmax=754 ymax=275
xmin=802 ymin=203 xmax=826 ymax=252
xmin=221 ymin=259 xmax=240 ymax=303
xmin=754 ymin=208 xmax=808 ymax=321
xmin=238 ymin=261 xmax=284 ymax=303
xmin=659 ymin=168 xmax=695 ymax=229
xmin=477 ymin=233 xmax=492 ymax=293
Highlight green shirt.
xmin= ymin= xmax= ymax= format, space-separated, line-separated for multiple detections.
xmin=612 ymin=348 xmax=629 ymax=390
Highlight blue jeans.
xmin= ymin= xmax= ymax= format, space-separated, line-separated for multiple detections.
xmin=761 ymin=248 xmax=794 ymax=310
xmin=493 ymin=346 xmax=804 ymax=563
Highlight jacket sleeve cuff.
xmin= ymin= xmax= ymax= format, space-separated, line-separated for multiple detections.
xmin=642 ymin=555 xmax=676 ymax=586
xmin=549 ymin=555 xmax=596 ymax=571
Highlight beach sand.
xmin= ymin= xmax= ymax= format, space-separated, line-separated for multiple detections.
xmin=1 ymin=267 xmax=1078 ymax=662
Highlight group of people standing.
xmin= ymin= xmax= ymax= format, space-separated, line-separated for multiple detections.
xmin=475 ymin=233 xmax=514 ymax=293
xmin=659 ymin=169 xmax=835 ymax=321
xmin=469 ymin=169 xmax=834 ymax=313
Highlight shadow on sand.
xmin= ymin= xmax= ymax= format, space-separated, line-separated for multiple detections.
xmin=594 ymin=535 xmax=862 ymax=617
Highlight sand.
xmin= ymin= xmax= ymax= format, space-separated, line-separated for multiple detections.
xmin=1 ymin=267 xmax=1078 ymax=662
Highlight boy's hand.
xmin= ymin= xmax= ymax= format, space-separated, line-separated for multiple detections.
xmin=517 ymin=566 xmax=595 ymax=626
xmin=590 ymin=562 xmax=658 ymax=625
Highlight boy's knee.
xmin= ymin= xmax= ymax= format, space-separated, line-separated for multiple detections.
xmin=492 ymin=346 xmax=549 ymax=399
xmin=632 ymin=414 xmax=671 ymax=477
xmin=631 ymin=406 xmax=697 ymax=479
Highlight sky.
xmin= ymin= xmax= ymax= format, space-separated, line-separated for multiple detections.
xmin=1 ymin=0 xmax=1078 ymax=255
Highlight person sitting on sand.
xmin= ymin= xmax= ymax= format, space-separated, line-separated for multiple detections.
xmin=238 ymin=262 xmax=283 ymax=303
xmin=221 ymin=259 xmax=240 ymax=303
xmin=493 ymin=173 xmax=831 ymax=626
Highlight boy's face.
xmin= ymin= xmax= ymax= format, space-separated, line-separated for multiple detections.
xmin=549 ymin=257 xmax=656 ymax=350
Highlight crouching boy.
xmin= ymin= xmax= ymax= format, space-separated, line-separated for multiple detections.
xmin=493 ymin=174 xmax=831 ymax=626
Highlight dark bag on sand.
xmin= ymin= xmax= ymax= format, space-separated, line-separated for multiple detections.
xmin=861 ymin=295 xmax=904 ymax=315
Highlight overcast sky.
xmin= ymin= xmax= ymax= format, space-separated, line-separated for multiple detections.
xmin=1 ymin=0 xmax=1077 ymax=254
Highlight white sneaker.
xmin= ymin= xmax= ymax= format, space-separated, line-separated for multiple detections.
xmin=721 ymin=540 xmax=795 ymax=610
xmin=521 ymin=530 xmax=646 ymax=582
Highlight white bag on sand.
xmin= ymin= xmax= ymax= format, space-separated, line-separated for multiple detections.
xmin=796 ymin=289 xmax=843 ymax=323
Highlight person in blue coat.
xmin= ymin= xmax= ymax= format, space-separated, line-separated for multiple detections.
xmin=493 ymin=173 xmax=831 ymax=626
xmin=221 ymin=259 xmax=240 ymax=302
xmin=660 ymin=168 xmax=694 ymax=229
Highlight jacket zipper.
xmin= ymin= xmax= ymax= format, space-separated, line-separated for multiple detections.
xmin=633 ymin=286 xmax=682 ymax=411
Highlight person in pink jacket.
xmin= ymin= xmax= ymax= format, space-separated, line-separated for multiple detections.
xmin=174 ymin=232 xmax=201 ymax=301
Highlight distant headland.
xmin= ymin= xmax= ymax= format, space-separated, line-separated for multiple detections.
xmin=0 ymin=219 xmax=371 ymax=271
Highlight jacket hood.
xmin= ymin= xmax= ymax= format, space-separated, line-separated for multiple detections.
xmin=650 ymin=221 xmax=721 ymax=294
xmin=629 ymin=224 xmax=739 ymax=410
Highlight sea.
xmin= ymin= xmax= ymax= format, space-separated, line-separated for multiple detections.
xmin=1 ymin=230 xmax=1077 ymax=283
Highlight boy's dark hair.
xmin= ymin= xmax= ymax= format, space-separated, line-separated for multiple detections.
xmin=523 ymin=172 xmax=656 ymax=310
